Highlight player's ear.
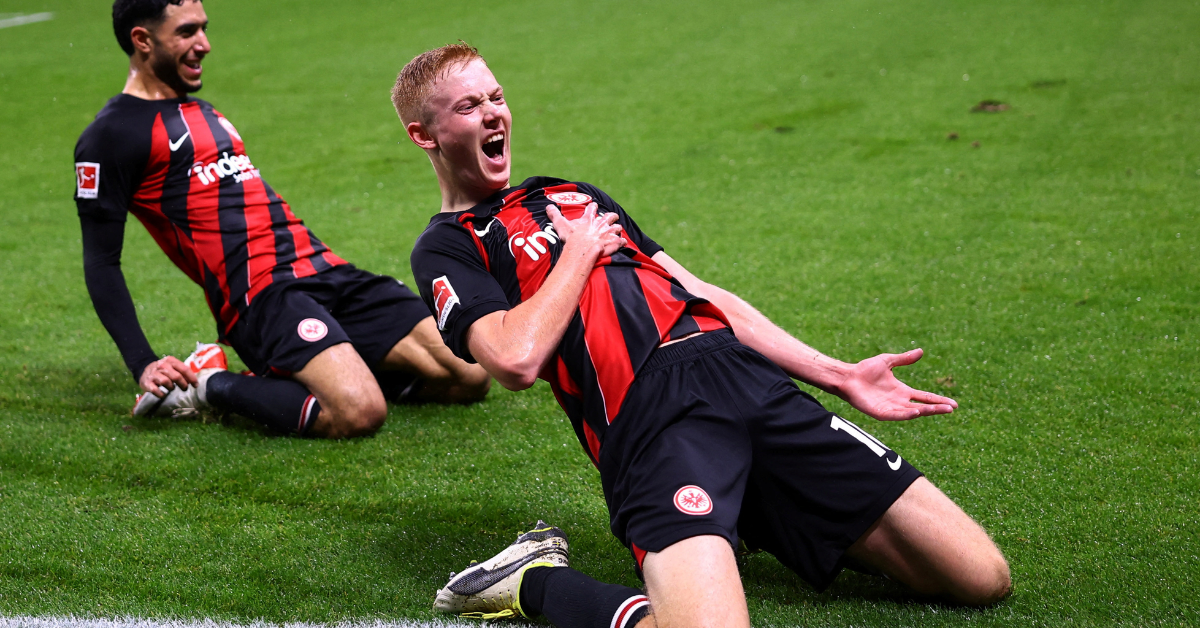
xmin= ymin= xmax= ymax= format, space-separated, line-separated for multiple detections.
xmin=129 ymin=25 xmax=154 ymax=55
xmin=407 ymin=120 xmax=438 ymax=150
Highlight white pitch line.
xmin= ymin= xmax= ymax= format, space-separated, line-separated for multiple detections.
xmin=0 ymin=619 xmax=532 ymax=628
xmin=0 ymin=12 xmax=54 ymax=29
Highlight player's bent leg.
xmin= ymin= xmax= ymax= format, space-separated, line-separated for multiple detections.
xmin=642 ymin=535 xmax=749 ymax=628
xmin=377 ymin=317 xmax=491 ymax=404
xmin=294 ymin=342 xmax=388 ymax=439
xmin=845 ymin=477 xmax=1011 ymax=605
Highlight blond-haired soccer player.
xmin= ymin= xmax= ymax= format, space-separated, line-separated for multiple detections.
xmin=397 ymin=44 xmax=1010 ymax=628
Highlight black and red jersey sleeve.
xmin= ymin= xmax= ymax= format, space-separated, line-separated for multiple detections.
xmin=575 ymin=182 xmax=663 ymax=257
xmin=410 ymin=218 xmax=511 ymax=363
xmin=73 ymin=101 xmax=152 ymax=222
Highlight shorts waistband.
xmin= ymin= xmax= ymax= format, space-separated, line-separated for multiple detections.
xmin=640 ymin=328 xmax=739 ymax=375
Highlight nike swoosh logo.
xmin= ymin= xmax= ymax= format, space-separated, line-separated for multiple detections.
xmin=474 ymin=218 xmax=497 ymax=237
xmin=888 ymin=455 xmax=902 ymax=471
xmin=168 ymin=131 xmax=190 ymax=152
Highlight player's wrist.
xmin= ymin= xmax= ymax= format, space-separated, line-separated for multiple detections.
xmin=816 ymin=357 xmax=856 ymax=399
xmin=561 ymin=236 xmax=604 ymax=265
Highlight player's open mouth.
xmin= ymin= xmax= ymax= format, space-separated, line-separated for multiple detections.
xmin=182 ymin=60 xmax=202 ymax=78
xmin=482 ymin=132 xmax=505 ymax=161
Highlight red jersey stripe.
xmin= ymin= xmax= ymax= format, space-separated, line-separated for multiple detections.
xmin=179 ymin=102 xmax=234 ymax=326
xmin=631 ymin=543 xmax=648 ymax=569
xmin=691 ymin=302 xmax=732 ymax=331
xmin=134 ymin=113 xmax=169 ymax=205
xmin=582 ymin=421 xmax=602 ymax=465
xmin=458 ymin=213 xmax=492 ymax=271
xmin=129 ymin=113 xmax=206 ymax=286
xmin=497 ymin=202 xmax=552 ymax=302
xmin=579 ymin=268 xmax=636 ymax=424
xmin=282 ymin=199 xmax=318 ymax=279
xmin=219 ymin=114 xmax=278 ymax=304
xmin=634 ymin=267 xmax=690 ymax=341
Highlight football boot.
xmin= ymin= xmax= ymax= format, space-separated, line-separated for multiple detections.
xmin=433 ymin=520 xmax=569 ymax=619
xmin=132 ymin=342 xmax=228 ymax=417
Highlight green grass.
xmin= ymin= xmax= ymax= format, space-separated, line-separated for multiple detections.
xmin=1 ymin=0 xmax=1198 ymax=625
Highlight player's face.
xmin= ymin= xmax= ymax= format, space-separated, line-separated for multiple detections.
xmin=148 ymin=0 xmax=210 ymax=94
xmin=425 ymin=59 xmax=511 ymax=195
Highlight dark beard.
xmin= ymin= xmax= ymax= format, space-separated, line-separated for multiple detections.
xmin=150 ymin=49 xmax=202 ymax=95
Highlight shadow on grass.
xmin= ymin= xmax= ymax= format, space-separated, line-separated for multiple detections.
xmin=740 ymin=551 xmax=1006 ymax=618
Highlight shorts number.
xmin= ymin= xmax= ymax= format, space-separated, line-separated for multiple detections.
xmin=830 ymin=415 xmax=888 ymax=456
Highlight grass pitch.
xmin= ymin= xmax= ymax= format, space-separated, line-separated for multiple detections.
xmin=1 ymin=0 xmax=1198 ymax=625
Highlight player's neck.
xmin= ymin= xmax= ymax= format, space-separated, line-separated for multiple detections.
xmin=122 ymin=61 xmax=183 ymax=101
xmin=436 ymin=167 xmax=507 ymax=214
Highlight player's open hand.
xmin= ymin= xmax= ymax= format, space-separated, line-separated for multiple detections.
xmin=139 ymin=356 xmax=198 ymax=398
xmin=837 ymin=348 xmax=957 ymax=421
xmin=546 ymin=202 xmax=626 ymax=258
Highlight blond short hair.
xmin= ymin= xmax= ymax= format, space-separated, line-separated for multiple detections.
xmin=391 ymin=43 xmax=485 ymax=125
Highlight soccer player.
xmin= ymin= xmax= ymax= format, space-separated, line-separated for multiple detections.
xmin=73 ymin=0 xmax=490 ymax=439
xmin=397 ymin=45 xmax=1011 ymax=627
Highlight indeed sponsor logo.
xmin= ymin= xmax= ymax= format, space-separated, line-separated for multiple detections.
xmin=508 ymin=224 xmax=559 ymax=261
xmin=191 ymin=152 xmax=260 ymax=186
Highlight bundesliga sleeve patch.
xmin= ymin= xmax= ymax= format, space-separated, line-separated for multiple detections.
xmin=432 ymin=276 xmax=460 ymax=331
xmin=75 ymin=162 xmax=99 ymax=199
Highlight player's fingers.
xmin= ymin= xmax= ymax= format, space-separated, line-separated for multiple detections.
xmin=160 ymin=356 xmax=186 ymax=369
xmin=602 ymin=210 xmax=619 ymax=225
xmin=161 ymin=356 xmax=198 ymax=384
xmin=912 ymin=402 xmax=955 ymax=416
xmin=175 ymin=365 xmax=199 ymax=385
xmin=163 ymin=368 xmax=190 ymax=390
xmin=911 ymin=389 xmax=958 ymax=409
xmin=582 ymin=202 xmax=597 ymax=221
xmin=149 ymin=372 xmax=176 ymax=393
xmin=546 ymin=203 xmax=564 ymax=227
xmin=141 ymin=380 xmax=168 ymax=397
xmin=888 ymin=348 xmax=923 ymax=367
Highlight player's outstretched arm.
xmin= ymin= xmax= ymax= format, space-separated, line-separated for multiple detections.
xmin=81 ymin=215 xmax=195 ymax=397
xmin=651 ymin=251 xmax=956 ymax=421
xmin=466 ymin=203 xmax=625 ymax=390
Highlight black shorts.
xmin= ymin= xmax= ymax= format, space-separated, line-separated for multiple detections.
xmin=227 ymin=265 xmax=429 ymax=383
xmin=599 ymin=329 xmax=922 ymax=591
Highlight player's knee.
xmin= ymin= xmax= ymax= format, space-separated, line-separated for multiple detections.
xmin=955 ymin=553 xmax=1011 ymax=606
xmin=454 ymin=367 xmax=491 ymax=403
xmin=329 ymin=394 xmax=387 ymax=438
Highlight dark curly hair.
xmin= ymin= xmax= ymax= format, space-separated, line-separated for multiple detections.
xmin=112 ymin=0 xmax=190 ymax=56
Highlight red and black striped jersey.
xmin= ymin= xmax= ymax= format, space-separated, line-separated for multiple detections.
xmin=411 ymin=177 xmax=729 ymax=465
xmin=73 ymin=94 xmax=346 ymax=334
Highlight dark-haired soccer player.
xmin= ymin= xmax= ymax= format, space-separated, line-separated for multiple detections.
xmin=398 ymin=45 xmax=1011 ymax=627
xmin=73 ymin=0 xmax=490 ymax=438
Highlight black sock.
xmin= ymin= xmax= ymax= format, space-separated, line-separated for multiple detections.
xmin=373 ymin=369 xmax=422 ymax=403
xmin=206 ymin=372 xmax=321 ymax=435
xmin=519 ymin=566 xmax=650 ymax=628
